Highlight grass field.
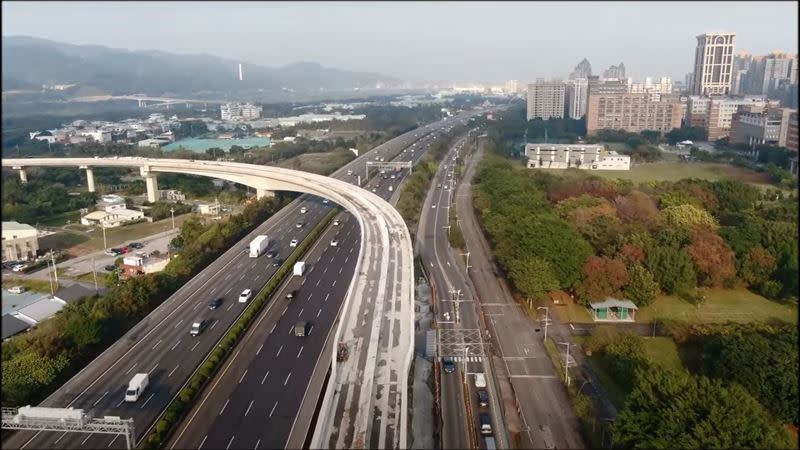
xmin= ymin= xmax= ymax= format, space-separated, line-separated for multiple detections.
xmin=550 ymin=288 xmax=796 ymax=325
xmin=542 ymin=161 xmax=774 ymax=185
xmin=64 ymin=213 xmax=193 ymax=256
xmin=38 ymin=231 xmax=90 ymax=251
xmin=276 ymin=150 xmax=354 ymax=175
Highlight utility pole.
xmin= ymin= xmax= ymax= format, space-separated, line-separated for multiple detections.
xmin=46 ymin=260 xmax=55 ymax=297
xmin=91 ymin=256 xmax=98 ymax=292
xmin=170 ymin=207 xmax=176 ymax=230
xmin=461 ymin=251 xmax=470 ymax=275
xmin=50 ymin=249 xmax=58 ymax=288
xmin=537 ymin=306 xmax=549 ymax=341
xmin=101 ymin=224 xmax=107 ymax=250
xmin=463 ymin=346 xmax=469 ymax=386
xmin=558 ymin=341 xmax=571 ymax=386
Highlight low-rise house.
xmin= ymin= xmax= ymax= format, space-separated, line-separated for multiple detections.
xmin=525 ymin=143 xmax=631 ymax=170
xmin=2 ymin=221 xmax=39 ymax=262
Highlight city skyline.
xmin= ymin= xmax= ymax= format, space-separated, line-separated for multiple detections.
xmin=2 ymin=1 xmax=797 ymax=84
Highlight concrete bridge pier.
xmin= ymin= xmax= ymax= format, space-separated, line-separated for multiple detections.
xmin=256 ymin=188 xmax=275 ymax=199
xmin=12 ymin=166 xmax=27 ymax=183
xmin=140 ymin=167 xmax=158 ymax=202
xmin=80 ymin=166 xmax=96 ymax=192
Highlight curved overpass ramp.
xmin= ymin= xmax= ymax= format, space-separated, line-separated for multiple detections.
xmin=1 ymin=157 xmax=415 ymax=448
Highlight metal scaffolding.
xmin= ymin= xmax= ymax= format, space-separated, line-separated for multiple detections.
xmin=2 ymin=406 xmax=135 ymax=449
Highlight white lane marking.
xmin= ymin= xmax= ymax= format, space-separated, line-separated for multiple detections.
xmin=323 ymin=267 xmax=328 ymax=274
xmin=210 ymin=321 xmax=218 ymax=330
xmin=199 ymin=435 xmax=208 ymax=449
xmin=149 ymin=363 xmax=158 ymax=374
xmin=297 ymin=346 xmax=304 ymax=359
xmin=171 ymin=339 xmax=182 ymax=351
xmin=332 ymin=280 xmax=337 ymax=287
xmin=251 ymin=262 xmax=257 ymax=269
xmin=284 ymin=372 xmax=291 ymax=386
xmin=316 ymin=279 xmax=321 ymax=287
xmin=269 ymin=401 xmax=278 ymax=417
xmin=219 ymin=399 xmax=230 ymax=415
xmin=191 ymin=341 xmax=200 ymax=352
xmin=81 ymin=433 xmax=93 ymax=445
xmin=245 ymin=400 xmax=254 ymax=417
xmin=225 ymin=287 xmax=232 ymax=295
xmin=125 ymin=363 xmax=138 ymax=375
xmin=225 ymin=273 xmax=232 ymax=281
xmin=226 ymin=303 xmax=234 ymax=311
xmin=239 ymin=369 xmax=248 ymax=384
xmin=193 ymin=302 xmax=201 ymax=311
xmin=54 ymin=432 xmax=68 ymax=445
xmin=289 ymin=325 xmax=294 ymax=335
xmin=298 ymin=308 xmax=304 ymax=317
xmin=301 ymin=277 xmax=306 ymax=286
xmin=339 ymin=267 xmax=343 ymax=275
xmin=92 ymin=391 xmax=108 ymax=407
xmin=174 ymin=319 xmax=184 ymax=329
xmin=282 ymin=306 xmax=288 ymax=317
xmin=270 ymin=323 xmax=277 ymax=334
xmin=239 ymin=274 xmax=245 ymax=281
xmin=261 ymin=371 xmax=270 ymax=385
xmin=256 ymin=344 xmax=263 ymax=355
xmin=115 ymin=398 xmax=125 ymax=408
xmin=140 ymin=393 xmax=155 ymax=409
xmin=226 ymin=435 xmax=235 ymax=450
xmin=344 ymin=256 xmax=349 ymax=264
xmin=276 ymin=345 xmax=283 ymax=357
xmin=169 ymin=364 xmax=180 ymax=378
xmin=254 ymin=439 xmax=261 ymax=449
xmin=324 ymin=293 xmax=330 ymax=302
xmin=317 ymin=308 xmax=322 ymax=318
xmin=107 ymin=434 xmax=119 ymax=448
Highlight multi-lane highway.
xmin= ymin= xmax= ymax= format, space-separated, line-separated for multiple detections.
xmin=416 ymin=128 xmax=512 ymax=450
xmin=3 ymin=109 xmax=491 ymax=450
xmin=168 ymin=129 xmax=449 ymax=450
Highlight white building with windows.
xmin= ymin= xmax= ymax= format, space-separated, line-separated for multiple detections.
xmin=220 ymin=103 xmax=263 ymax=121
xmin=565 ymin=78 xmax=589 ymax=119
xmin=1 ymin=222 xmax=39 ymax=262
xmin=525 ymin=144 xmax=630 ymax=170
xmin=692 ymin=32 xmax=736 ymax=96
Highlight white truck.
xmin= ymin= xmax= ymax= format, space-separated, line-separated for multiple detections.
xmin=293 ymin=261 xmax=306 ymax=276
xmin=249 ymin=235 xmax=269 ymax=258
xmin=125 ymin=373 xmax=149 ymax=402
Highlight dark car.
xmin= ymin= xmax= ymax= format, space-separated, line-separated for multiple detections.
xmin=442 ymin=357 xmax=455 ymax=373
xmin=266 ymin=251 xmax=277 ymax=259
xmin=209 ymin=298 xmax=223 ymax=309
xmin=272 ymin=258 xmax=283 ymax=268
xmin=104 ymin=265 xmax=116 ymax=272
xmin=478 ymin=389 xmax=489 ymax=407
xmin=110 ymin=248 xmax=122 ymax=255
xmin=129 ymin=242 xmax=144 ymax=249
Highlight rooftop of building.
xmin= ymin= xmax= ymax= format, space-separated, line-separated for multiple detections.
xmin=2 ymin=221 xmax=37 ymax=233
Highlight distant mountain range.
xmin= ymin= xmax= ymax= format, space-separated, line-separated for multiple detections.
xmin=1 ymin=36 xmax=402 ymax=98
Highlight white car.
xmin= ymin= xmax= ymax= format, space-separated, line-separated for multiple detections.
xmin=432 ymin=204 xmax=437 ymax=209
xmin=300 ymin=207 xmax=308 ymax=214
xmin=238 ymin=289 xmax=253 ymax=303
xmin=322 ymin=199 xmax=329 ymax=204
xmin=295 ymin=222 xmax=304 ymax=228
xmin=330 ymin=239 xmax=339 ymax=247
xmin=11 ymin=264 xmax=27 ymax=272
xmin=290 ymin=239 xmax=299 ymax=247
xmin=333 ymin=220 xmax=340 ymax=226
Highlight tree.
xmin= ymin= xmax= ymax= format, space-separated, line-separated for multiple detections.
xmin=612 ymin=368 xmax=791 ymax=449
xmin=624 ymin=263 xmax=660 ymax=306
xmin=708 ymin=179 xmax=760 ymax=213
xmin=508 ymin=256 xmax=560 ymax=300
xmin=702 ymin=330 xmax=798 ymax=425
xmin=645 ymin=245 xmax=696 ymax=295
xmin=663 ymin=204 xmax=717 ymax=230
xmin=685 ymin=228 xmax=737 ymax=287
xmin=573 ymin=256 xmax=629 ymax=304
xmin=738 ymin=246 xmax=777 ymax=287
xmin=613 ymin=191 xmax=662 ymax=230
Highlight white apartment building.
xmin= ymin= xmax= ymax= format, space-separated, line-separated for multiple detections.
xmin=526 ymin=81 xmax=566 ymax=120
xmin=525 ymin=144 xmax=631 ymax=171
xmin=692 ymin=32 xmax=736 ymax=96
xmin=707 ymin=96 xmax=775 ymax=140
xmin=629 ymin=77 xmax=673 ymax=94
xmin=220 ymin=103 xmax=263 ymax=121
xmin=565 ymin=78 xmax=589 ymax=119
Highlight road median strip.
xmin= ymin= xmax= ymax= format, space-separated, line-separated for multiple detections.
xmin=141 ymin=207 xmax=340 ymax=449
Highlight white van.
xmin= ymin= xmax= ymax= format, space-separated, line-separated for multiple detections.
xmin=474 ymin=373 xmax=486 ymax=388
xmin=125 ymin=373 xmax=149 ymax=402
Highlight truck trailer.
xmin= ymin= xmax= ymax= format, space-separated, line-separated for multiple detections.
xmin=249 ymin=235 xmax=269 ymax=258
xmin=293 ymin=261 xmax=306 ymax=276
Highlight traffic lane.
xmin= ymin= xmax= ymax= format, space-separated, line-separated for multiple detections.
xmin=16 ymin=199 xmax=333 ymax=449
xmin=440 ymin=366 xmax=469 ymax=449
xmin=173 ymin=217 xmax=360 ymax=450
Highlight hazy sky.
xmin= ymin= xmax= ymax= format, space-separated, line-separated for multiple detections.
xmin=3 ymin=1 xmax=798 ymax=84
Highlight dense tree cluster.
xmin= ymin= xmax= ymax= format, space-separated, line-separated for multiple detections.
xmin=2 ymin=175 xmax=97 ymax=224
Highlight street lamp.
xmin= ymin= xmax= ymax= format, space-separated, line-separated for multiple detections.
xmin=100 ymin=223 xmax=107 ymax=250
xmin=463 ymin=346 xmax=469 ymax=385
xmin=537 ymin=306 xmax=549 ymax=341
xmin=558 ymin=341 xmax=571 ymax=386
xmin=461 ymin=251 xmax=470 ymax=276
xmin=170 ymin=207 xmax=175 ymax=230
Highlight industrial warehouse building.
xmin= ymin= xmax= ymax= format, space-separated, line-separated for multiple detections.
xmin=1 ymin=221 xmax=39 ymax=262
